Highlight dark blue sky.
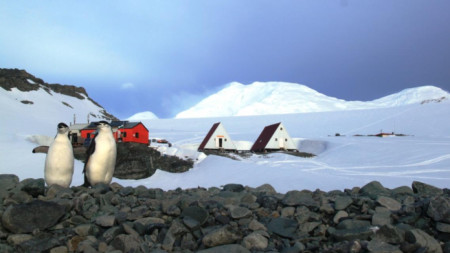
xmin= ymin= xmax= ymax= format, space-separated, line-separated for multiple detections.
xmin=1 ymin=1 xmax=449 ymax=119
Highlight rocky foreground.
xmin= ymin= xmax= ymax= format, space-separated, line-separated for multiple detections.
xmin=0 ymin=174 xmax=449 ymax=253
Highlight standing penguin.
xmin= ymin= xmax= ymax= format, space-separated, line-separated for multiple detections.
xmin=83 ymin=121 xmax=116 ymax=187
xmin=45 ymin=122 xmax=74 ymax=187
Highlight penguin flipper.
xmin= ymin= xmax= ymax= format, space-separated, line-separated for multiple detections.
xmin=82 ymin=135 xmax=97 ymax=187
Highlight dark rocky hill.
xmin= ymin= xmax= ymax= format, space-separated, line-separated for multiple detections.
xmin=0 ymin=68 xmax=118 ymax=121
xmin=0 ymin=175 xmax=449 ymax=252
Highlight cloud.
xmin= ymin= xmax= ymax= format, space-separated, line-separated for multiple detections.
xmin=120 ymin=82 xmax=135 ymax=90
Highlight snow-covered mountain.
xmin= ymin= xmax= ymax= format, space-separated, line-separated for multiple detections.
xmin=127 ymin=111 xmax=159 ymax=121
xmin=0 ymin=68 xmax=117 ymax=136
xmin=176 ymin=82 xmax=449 ymax=118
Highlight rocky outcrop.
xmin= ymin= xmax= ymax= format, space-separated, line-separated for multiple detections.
xmin=0 ymin=175 xmax=448 ymax=252
xmin=0 ymin=68 xmax=117 ymax=121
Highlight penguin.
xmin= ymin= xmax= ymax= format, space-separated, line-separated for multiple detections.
xmin=45 ymin=122 xmax=74 ymax=188
xmin=83 ymin=121 xmax=116 ymax=187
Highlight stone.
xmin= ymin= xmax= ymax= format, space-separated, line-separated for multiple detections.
xmin=282 ymin=190 xmax=318 ymax=208
xmin=0 ymin=174 xmax=19 ymax=191
xmin=181 ymin=206 xmax=209 ymax=227
xmin=427 ymin=196 xmax=450 ymax=223
xmin=329 ymin=226 xmax=375 ymax=241
xmin=372 ymin=210 xmax=392 ymax=226
xmin=412 ymin=181 xmax=443 ymax=196
xmin=74 ymin=224 xmax=94 ymax=237
xmin=95 ymin=215 xmax=116 ymax=227
xmin=101 ymin=226 xmax=123 ymax=243
xmin=281 ymin=206 xmax=295 ymax=217
xmin=197 ymin=244 xmax=250 ymax=253
xmin=377 ymin=196 xmax=402 ymax=211
xmin=6 ymin=234 xmax=33 ymax=245
xmin=2 ymin=200 xmax=65 ymax=233
xmin=222 ymin=183 xmax=245 ymax=192
xmin=242 ymin=232 xmax=268 ymax=250
xmin=391 ymin=186 xmax=414 ymax=195
xmin=49 ymin=246 xmax=68 ymax=253
xmin=267 ymin=217 xmax=298 ymax=239
xmin=162 ymin=219 xmax=188 ymax=251
xmin=436 ymin=222 xmax=450 ymax=233
xmin=257 ymin=195 xmax=279 ymax=209
xmin=20 ymin=178 xmax=45 ymax=197
xmin=248 ymin=219 xmax=267 ymax=231
xmin=405 ymin=229 xmax=443 ymax=253
xmin=229 ymin=206 xmax=252 ymax=219
xmin=299 ymin=221 xmax=321 ymax=233
xmin=334 ymin=196 xmax=353 ymax=210
xmin=202 ymin=225 xmax=241 ymax=247
xmin=255 ymin=184 xmax=277 ymax=194
xmin=16 ymin=237 xmax=61 ymax=253
xmin=337 ymin=219 xmax=371 ymax=230
xmin=333 ymin=210 xmax=348 ymax=224
xmin=367 ymin=239 xmax=402 ymax=253
xmin=360 ymin=181 xmax=390 ymax=199
xmin=374 ymin=224 xmax=404 ymax=244
xmin=110 ymin=234 xmax=143 ymax=253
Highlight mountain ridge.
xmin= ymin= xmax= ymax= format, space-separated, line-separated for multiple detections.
xmin=0 ymin=68 xmax=117 ymax=121
xmin=176 ymin=81 xmax=449 ymax=118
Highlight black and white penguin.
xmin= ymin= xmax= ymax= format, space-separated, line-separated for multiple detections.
xmin=45 ymin=122 xmax=74 ymax=187
xmin=83 ymin=121 xmax=116 ymax=187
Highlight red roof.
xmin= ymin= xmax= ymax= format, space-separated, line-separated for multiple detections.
xmin=198 ymin=122 xmax=220 ymax=151
xmin=250 ymin=122 xmax=281 ymax=152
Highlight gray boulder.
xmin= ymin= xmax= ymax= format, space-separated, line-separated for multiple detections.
xmin=427 ymin=196 xmax=450 ymax=223
xmin=197 ymin=244 xmax=250 ymax=253
xmin=267 ymin=217 xmax=298 ymax=239
xmin=202 ymin=225 xmax=241 ymax=247
xmin=360 ymin=181 xmax=390 ymax=199
xmin=20 ymin=178 xmax=45 ymax=198
xmin=282 ymin=190 xmax=318 ymax=208
xmin=412 ymin=181 xmax=443 ymax=196
xmin=2 ymin=200 xmax=65 ymax=233
xmin=405 ymin=229 xmax=443 ymax=253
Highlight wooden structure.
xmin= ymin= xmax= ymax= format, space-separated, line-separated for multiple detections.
xmin=198 ymin=122 xmax=237 ymax=151
xmin=251 ymin=122 xmax=297 ymax=152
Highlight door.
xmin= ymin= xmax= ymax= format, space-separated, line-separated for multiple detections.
xmin=218 ymin=138 xmax=223 ymax=148
xmin=279 ymin=138 xmax=285 ymax=149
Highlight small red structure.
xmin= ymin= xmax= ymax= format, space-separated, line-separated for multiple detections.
xmin=81 ymin=121 xmax=149 ymax=145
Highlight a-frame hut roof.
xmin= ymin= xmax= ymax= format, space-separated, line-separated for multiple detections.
xmin=198 ymin=122 xmax=220 ymax=151
xmin=251 ymin=122 xmax=281 ymax=152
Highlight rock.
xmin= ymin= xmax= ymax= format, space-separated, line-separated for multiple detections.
xmin=229 ymin=206 xmax=252 ymax=219
xmin=405 ymin=229 xmax=443 ymax=253
xmin=427 ymin=196 xmax=450 ymax=223
xmin=372 ymin=208 xmax=392 ymax=226
xmin=412 ymin=181 xmax=443 ymax=196
xmin=436 ymin=222 xmax=450 ymax=233
xmin=95 ymin=215 xmax=116 ymax=227
xmin=242 ymin=232 xmax=268 ymax=250
xmin=333 ymin=210 xmax=348 ymax=224
xmin=281 ymin=206 xmax=295 ymax=217
xmin=197 ymin=244 xmax=250 ymax=253
xmin=223 ymin=184 xmax=245 ymax=192
xmin=377 ymin=196 xmax=402 ymax=211
xmin=329 ymin=226 xmax=375 ymax=241
xmin=0 ymin=174 xmax=19 ymax=191
xmin=20 ymin=178 xmax=45 ymax=197
xmin=49 ymin=246 xmax=68 ymax=253
xmin=374 ymin=224 xmax=405 ymax=244
xmin=2 ymin=200 xmax=65 ymax=233
xmin=337 ymin=219 xmax=371 ymax=230
xmin=202 ymin=225 xmax=241 ymax=247
xmin=360 ymin=181 xmax=390 ymax=199
xmin=110 ymin=234 xmax=143 ymax=253
xmin=248 ymin=219 xmax=267 ymax=231
xmin=16 ymin=237 xmax=61 ymax=253
xmin=101 ymin=226 xmax=123 ymax=243
xmin=282 ymin=190 xmax=318 ymax=208
xmin=267 ymin=218 xmax=298 ymax=239
xmin=299 ymin=221 xmax=321 ymax=233
xmin=74 ymin=224 xmax=95 ymax=237
xmin=255 ymin=184 xmax=277 ymax=194
xmin=392 ymin=186 xmax=414 ymax=195
xmin=334 ymin=196 xmax=353 ymax=210
xmin=257 ymin=195 xmax=278 ymax=209
xmin=367 ymin=239 xmax=402 ymax=253
xmin=181 ymin=206 xmax=208 ymax=228
xmin=162 ymin=219 xmax=188 ymax=251
xmin=6 ymin=234 xmax=33 ymax=245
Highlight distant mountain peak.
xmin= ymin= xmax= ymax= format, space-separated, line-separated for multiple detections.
xmin=175 ymin=82 xmax=449 ymax=118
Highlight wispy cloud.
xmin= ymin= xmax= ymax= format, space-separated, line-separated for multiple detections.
xmin=121 ymin=82 xmax=135 ymax=90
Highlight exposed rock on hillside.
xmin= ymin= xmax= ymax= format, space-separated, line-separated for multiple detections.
xmin=0 ymin=175 xmax=448 ymax=252
xmin=0 ymin=68 xmax=117 ymax=121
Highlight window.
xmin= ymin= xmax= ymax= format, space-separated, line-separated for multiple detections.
xmin=135 ymin=132 xmax=139 ymax=138
xmin=225 ymin=138 xmax=227 ymax=141
xmin=275 ymin=138 xmax=278 ymax=141
xmin=280 ymin=127 xmax=283 ymax=130
xmin=285 ymin=138 xmax=288 ymax=141
xmin=123 ymin=132 xmax=127 ymax=137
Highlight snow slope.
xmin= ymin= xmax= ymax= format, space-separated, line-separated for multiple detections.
xmin=127 ymin=111 xmax=159 ymax=121
xmin=1 ymin=84 xmax=449 ymax=193
xmin=176 ymin=82 xmax=449 ymax=118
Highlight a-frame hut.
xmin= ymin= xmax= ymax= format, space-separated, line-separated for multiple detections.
xmin=251 ymin=122 xmax=297 ymax=152
xmin=198 ymin=122 xmax=237 ymax=151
